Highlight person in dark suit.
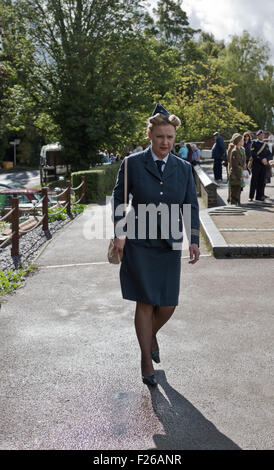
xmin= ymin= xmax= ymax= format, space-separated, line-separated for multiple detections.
xmin=211 ymin=132 xmax=227 ymax=182
xmin=112 ymin=104 xmax=200 ymax=387
xmin=249 ymin=130 xmax=272 ymax=201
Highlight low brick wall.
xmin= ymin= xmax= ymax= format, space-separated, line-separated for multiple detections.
xmin=193 ymin=164 xmax=218 ymax=208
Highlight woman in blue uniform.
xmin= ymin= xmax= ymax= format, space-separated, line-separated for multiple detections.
xmin=112 ymin=104 xmax=200 ymax=386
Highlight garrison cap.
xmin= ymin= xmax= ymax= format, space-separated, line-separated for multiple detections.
xmin=152 ymin=103 xmax=170 ymax=117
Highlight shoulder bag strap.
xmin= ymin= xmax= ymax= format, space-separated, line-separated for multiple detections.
xmin=257 ymin=142 xmax=266 ymax=156
xmin=124 ymin=156 xmax=128 ymax=216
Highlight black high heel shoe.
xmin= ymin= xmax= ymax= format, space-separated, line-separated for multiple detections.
xmin=151 ymin=348 xmax=160 ymax=363
xmin=142 ymin=375 xmax=157 ymax=386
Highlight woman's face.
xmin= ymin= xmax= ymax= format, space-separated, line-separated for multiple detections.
xmin=148 ymin=124 xmax=176 ymax=159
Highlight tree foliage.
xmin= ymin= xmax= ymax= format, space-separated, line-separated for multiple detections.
xmin=0 ymin=2 xmax=273 ymax=169
xmin=153 ymin=0 xmax=198 ymax=47
xmin=218 ymin=31 xmax=274 ymax=129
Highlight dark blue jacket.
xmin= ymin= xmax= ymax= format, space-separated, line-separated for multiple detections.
xmin=112 ymin=147 xmax=200 ymax=247
xmin=212 ymin=136 xmax=226 ymax=160
xmin=251 ymin=139 xmax=272 ymax=163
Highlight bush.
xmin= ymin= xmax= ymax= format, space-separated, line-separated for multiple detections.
xmin=71 ymin=162 xmax=120 ymax=204
xmin=70 ymin=203 xmax=86 ymax=214
xmin=0 ymin=265 xmax=37 ymax=298
xmin=0 ymin=269 xmax=25 ymax=296
xmin=48 ymin=206 xmax=66 ymax=222
xmin=47 ymin=203 xmax=87 ymax=222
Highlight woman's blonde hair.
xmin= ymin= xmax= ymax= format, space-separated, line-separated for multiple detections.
xmin=147 ymin=112 xmax=181 ymax=133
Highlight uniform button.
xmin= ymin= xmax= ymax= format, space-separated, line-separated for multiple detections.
xmin=159 ymin=202 xmax=162 ymax=205
xmin=160 ymin=192 xmax=163 ymax=195
xmin=135 ymin=216 xmax=138 ymax=219
xmin=160 ymin=181 xmax=163 ymax=185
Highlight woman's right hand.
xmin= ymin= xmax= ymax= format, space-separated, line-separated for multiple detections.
xmin=114 ymin=237 xmax=126 ymax=259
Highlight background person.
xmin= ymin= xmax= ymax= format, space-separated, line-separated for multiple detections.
xmin=249 ymin=130 xmax=272 ymax=202
xmin=177 ymin=141 xmax=188 ymax=160
xmin=191 ymin=144 xmax=201 ymax=165
xmin=211 ymin=132 xmax=227 ymax=182
xmin=112 ymin=103 xmax=200 ymax=387
xmin=227 ymin=133 xmax=245 ymax=206
xmin=186 ymin=143 xmax=193 ymax=164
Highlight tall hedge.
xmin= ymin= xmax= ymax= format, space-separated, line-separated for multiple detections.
xmin=71 ymin=162 xmax=120 ymax=204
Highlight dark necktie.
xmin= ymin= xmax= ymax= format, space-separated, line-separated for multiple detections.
xmin=156 ymin=160 xmax=165 ymax=176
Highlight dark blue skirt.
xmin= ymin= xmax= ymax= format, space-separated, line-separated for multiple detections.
xmin=120 ymin=239 xmax=182 ymax=306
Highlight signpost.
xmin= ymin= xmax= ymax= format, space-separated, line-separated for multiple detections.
xmin=9 ymin=139 xmax=21 ymax=167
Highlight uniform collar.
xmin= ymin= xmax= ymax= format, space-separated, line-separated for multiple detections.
xmin=150 ymin=146 xmax=169 ymax=163
xmin=144 ymin=147 xmax=177 ymax=181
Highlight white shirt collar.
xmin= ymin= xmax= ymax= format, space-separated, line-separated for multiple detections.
xmin=150 ymin=146 xmax=169 ymax=163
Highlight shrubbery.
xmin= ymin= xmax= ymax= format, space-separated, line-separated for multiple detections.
xmin=48 ymin=203 xmax=87 ymax=222
xmin=0 ymin=265 xmax=38 ymax=299
xmin=71 ymin=162 xmax=120 ymax=204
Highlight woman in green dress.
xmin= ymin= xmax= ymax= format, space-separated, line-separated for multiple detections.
xmin=227 ymin=133 xmax=246 ymax=205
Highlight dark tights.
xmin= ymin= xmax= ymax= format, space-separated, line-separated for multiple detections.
xmin=134 ymin=302 xmax=176 ymax=376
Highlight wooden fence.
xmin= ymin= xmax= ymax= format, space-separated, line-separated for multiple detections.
xmin=0 ymin=176 xmax=86 ymax=258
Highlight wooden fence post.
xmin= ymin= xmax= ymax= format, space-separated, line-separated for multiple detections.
xmin=81 ymin=176 xmax=86 ymax=204
xmin=42 ymin=186 xmax=48 ymax=231
xmin=66 ymin=180 xmax=71 ymax=215
xmin=11 ymin=197 xmax=19 ymax=257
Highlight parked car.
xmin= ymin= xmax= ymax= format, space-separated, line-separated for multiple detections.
xmin=0 ymin=183 xmax=22 ymax=190
xmin=0 ymin=188 xmax=54 ymax=212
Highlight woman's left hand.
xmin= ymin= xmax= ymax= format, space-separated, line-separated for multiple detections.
xmin=188 ymin=243 xmax=200 ymax=264
xmin=114 ymin=237 xmax=126 ymax=260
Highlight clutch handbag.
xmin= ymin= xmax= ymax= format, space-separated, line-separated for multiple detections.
xmin=107 ymin=157 xmax=128 ymax=264
xmin=107 ymin=238 xmax=121 ymax=264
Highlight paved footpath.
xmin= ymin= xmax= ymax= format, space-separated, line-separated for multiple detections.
xmin=0 ymin=203 xmax=273 ymax=450
xmin=203 ymin=162 xmax=274 ymax=207
xmin=200 ymin=163 xmax=274 ymax=251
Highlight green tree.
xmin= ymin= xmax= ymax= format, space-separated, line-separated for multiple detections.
xmin=161 ymin=62 xmax=256 ymax=141
xmin=95 ymin=34 xmax=186 ymax=151
xmin=15 ymin=0 xmax=153 ymax=169
xmin=218 ymin=31 xmax=274 ymax=129
xmin=0 ymin=0 xmax=59 ymax=164
xmin=153 ymin=0 xmax=197 ymax=48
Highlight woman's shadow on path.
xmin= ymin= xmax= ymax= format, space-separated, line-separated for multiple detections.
xmin=147 ymin=370 xmax=241 ymax=450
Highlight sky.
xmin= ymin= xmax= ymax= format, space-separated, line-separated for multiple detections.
xmin=147 ymin=0 xmax=274 ymax=64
